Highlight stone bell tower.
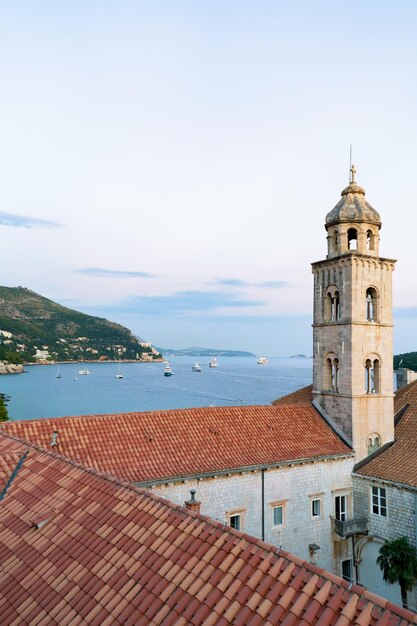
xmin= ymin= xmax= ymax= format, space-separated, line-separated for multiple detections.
xmin=311 ymin=166 xmax=396 ymax=462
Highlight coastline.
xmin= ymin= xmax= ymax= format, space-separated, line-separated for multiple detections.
xmin=0 ymin=358 xmax=164 ymax=374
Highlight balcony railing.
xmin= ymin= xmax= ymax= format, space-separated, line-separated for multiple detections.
xmin=332 ymin=517 xmax=368 ymax=538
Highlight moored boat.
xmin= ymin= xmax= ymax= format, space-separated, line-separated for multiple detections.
xmin=209 ymin=357 xmax=218 ymax=368
xmin=164 ymin=363 xmax=173 ymax=376
xmin=192 ymin=362 xmax=202 ymax=372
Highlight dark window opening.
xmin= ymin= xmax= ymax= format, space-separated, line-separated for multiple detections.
xmin=348 ymin=228 xmax=358 ymax=250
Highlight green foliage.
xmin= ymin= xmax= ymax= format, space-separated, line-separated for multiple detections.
xmin=0 ymin=286 xmax=162 ymax=363
xmin=0 ymin=393 xmax=10 ymax=422
xmin=377 ymin=536 xmax=417 ymax=609
xmin=394 ymin=352 xmax=417 ymax=372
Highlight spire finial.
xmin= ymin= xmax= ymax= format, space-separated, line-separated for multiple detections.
xmin=350 ymin=163 xmax=357 ymax=184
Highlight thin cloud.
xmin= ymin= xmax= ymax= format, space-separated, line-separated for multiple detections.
xmin=76 ymin=268 xmax=155 ymax=279
xmin=257 ymin=280 xmax=289 ymax=289
xmin=0 ymin=211 xmax=62 ymax=228
xmin=215 ymin=277 xmax=289 ymax=289
xmin=216 ymin=278 xmax=249 ymax=287
xmin=82 ymin=290 xmax=265 ymax=318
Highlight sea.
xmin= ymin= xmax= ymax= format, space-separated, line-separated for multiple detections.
xmin=0 ymin=356 xmax=312 ymax=421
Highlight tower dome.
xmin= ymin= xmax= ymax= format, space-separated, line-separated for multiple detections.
xmin=325 ymin=167 xmax=381 ymax=230
xmin=324 ymin=166 xmax=381 ymax=258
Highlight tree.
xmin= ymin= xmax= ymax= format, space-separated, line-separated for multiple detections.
xmin=0 ymin=393 xmax=9 ymax=422
xmin=377 ymin=536 xmax=417 ymax=609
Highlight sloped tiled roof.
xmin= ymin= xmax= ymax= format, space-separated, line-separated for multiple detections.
xmin=1 ymin=404 xmax=351 ymax=483
xmin=356 ymin=379 xmax=417 ymax=486
xmin=0 ymin=432 xmax=415 ymax=626
xmin=272 ymin=384 xmax=313 ymax=405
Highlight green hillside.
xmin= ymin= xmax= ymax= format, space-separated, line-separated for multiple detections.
xmin=0 ymin=286 xmax=161 ymax=363
xmin=394 ymin=352 xmax=417 ymax=372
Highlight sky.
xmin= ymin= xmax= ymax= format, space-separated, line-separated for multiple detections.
xmin=1 ymin=1 xmax=417 ymax=356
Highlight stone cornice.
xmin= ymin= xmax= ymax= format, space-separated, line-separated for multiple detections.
xmin=312 ymin=254 xmax=396 ymax=271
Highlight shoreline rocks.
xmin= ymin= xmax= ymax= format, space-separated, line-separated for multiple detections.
xmin=0 ymin=362 xmax=24 ymax=375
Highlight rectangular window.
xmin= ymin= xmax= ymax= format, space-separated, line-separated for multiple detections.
xmin=371 ymin=486 xmax=387 ymax=517
xmin=335 ymin=495 xmax=347 ymax=521
xmin=273 ymin=505 xmax=283 ymax=526
xmin=312 ymin=499 xmax=321 ymax=517
xmin=229 ymin=514 xmax=241 ymax=530
xmin=342 ymin=559 xmax=353 ymax=582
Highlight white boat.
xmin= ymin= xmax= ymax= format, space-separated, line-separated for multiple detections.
xmin=209 ymin=357 xmax=218 ymax=368
xmin=192 ymin=362 xmax=202 ymax=372
xmin=56 ymin=364 xmax=61 ymax=379
xmin=78 ymin=366 xmax=91 ymax=375
xmin=115 ymin=359 xmax=124 ymax=379
xmin=164 ymin=363 xmax=173 ymax=376
xmin=257 ymin=357 xmax=268 ymax=365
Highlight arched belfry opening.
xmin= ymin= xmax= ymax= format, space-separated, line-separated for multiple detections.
xmin=347 ymin=228 xmax=358 ymax=250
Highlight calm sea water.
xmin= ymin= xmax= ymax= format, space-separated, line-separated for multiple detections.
xmin=0 ymin=357 xmax=312 ymax=421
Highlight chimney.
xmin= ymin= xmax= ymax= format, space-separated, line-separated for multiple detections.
xmin=184 ymin=489 xmax=201 ymax=514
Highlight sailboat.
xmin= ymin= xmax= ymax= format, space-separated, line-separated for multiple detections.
xmin=115 ymin=358 xmax=124 ymax=379
xmin=56 ymin=363 xmax=61 ymax=378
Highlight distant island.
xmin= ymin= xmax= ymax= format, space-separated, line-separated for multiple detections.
xmin=0 ymin=286 xmax=162 ymax=367
xmin=290 ymin=354 xmax=309 ymax=359
xmin=156 ymin=346 xmax=256 ymax=357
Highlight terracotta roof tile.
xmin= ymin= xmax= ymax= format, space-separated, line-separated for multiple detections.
xmin=0 ymin=432 xmax=415 ymax=626
xmin=1 ymin=403 xmax=351 ymax=483
xmin=272 ymin=384 xmax=314 ymax=405
xmin=355 ymin=379 xmax=417 ymax=486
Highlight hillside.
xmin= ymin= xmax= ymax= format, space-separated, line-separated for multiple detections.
xmin=394 ymin=351 xmax=417 ymax=372
xmin=0 ymin=286 xmax=161 ymax=363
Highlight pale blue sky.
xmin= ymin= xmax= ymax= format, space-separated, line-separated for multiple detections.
xmin=1 ymin=1 xmax=416 ymax=355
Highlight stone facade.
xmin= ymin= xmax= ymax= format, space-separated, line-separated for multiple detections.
xmin=353 ymin=474 xmax=417 ymax=610
xmin=146 ymin=455 xmax=355 ymax=576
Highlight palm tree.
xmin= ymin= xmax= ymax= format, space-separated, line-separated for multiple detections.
xmin=377 ymin=536 xmax=417 ymax=609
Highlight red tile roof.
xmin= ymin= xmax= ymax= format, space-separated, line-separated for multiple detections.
xmin=0 ymin=432 xmax=415 ymax=626
xmin=356 ymin=379 xmax=417 ymax=486
xmin=1 ymin=404 xmax=351 ymax=483
xmin=272 ymin=384 xmax=313 ymax=405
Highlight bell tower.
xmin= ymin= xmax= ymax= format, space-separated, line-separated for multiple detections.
xmin=312 ymin=166 xmax=396 ymax=462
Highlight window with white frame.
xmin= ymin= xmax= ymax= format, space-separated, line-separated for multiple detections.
xmin=271 ymin=502 xmax=286 ymax=527
xmin=311 ymin=499 xmax=321 ymax=518
xmin=335 ymin=494 xmax=347 ymax=521
xmin=227 ymin=509 xmax=245 ymax=530
xmin=371 ymin=486 xmax=387 ymax=517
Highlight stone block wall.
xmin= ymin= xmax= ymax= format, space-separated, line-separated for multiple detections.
xmin=147 ymin=456 xmax=354 ymax=574
xmin=353 ymin=474 xmax=417 ymax=610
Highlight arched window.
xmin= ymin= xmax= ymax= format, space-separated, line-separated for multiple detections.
xmin=332 ymin=358 xmax=340 ymax=392
xmin=324 ymin=354 xmax=340 ymax=392
xmin=325 ymin=287 xmax=341 ymax=322
xmin=365 ymin=358 xmax=380 ymax=394
xmin=367 ymin=433 xmax=381 ymax=455
xmin=348 ymin=228 xmax=358 ymax=250
xmin=366 ymin=288 xmax=377 ymax=322
xmin=366 ymin=229 xmax=374 ymax=251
